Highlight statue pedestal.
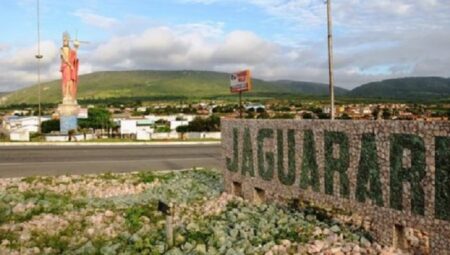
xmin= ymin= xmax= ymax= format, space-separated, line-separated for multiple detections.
xmin=57 ymin=100 xmax=80 ymax=134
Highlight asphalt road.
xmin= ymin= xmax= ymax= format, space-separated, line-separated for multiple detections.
xmin=0 ymin=144 xmax=222 ymax=178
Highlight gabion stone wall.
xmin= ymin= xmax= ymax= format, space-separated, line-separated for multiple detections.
xmin=221 ymin=119 xmax=450 ymax=254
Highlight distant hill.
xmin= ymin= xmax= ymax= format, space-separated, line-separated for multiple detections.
xmin=348 ymin=77 xmax=450 ymax=100
xmin=274 ymin=80 xmax=348 ymax=96
xmin=2 ymin=71 xmax=449 ymax=105
xmin=0 ymin=70 xmax=342 ymax=105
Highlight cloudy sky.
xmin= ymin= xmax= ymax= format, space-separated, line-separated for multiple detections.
xmin=0 ymin=0 xmax=449 ymax=92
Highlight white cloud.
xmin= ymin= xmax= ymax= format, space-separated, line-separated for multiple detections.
xmin=0 ymin=41 xmax=59 ymax=91
xmin=83 ymin=24 xmax=282 ymax=78
xmin=73 ymin=9 xmax=119 ymax=29
xmin=0 ymin=43 xmax=9 ymax=52
xmin=1 ymin=0 xmax=450 ymax=92
xmin=212 ymin=31 xmax=278 ymax=64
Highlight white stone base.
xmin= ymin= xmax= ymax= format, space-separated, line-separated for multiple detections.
xmin=57 ymin=102 xmax=80 ymax=117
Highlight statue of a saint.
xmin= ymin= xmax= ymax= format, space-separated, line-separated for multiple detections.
xmin=60 ymin=32 xmax=79 ymax=103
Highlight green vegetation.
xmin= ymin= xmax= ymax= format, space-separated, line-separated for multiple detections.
xmin=324 ymin=132 xmax=350 ymax=198
xmin=2 ymin=70 xmax=450 ymax=114
xmin=41 ymin=119 xmax=60 ymax=133
xmin=257 ymin=129 xmax=275 ymax=181
xmin=0 ymin=189 xmax=86 ymax=224
xmin=176 ymin=115 xmax=220 ymax=133
xmin=0 ymin=70 xmax=344 ymax=105
xmin=226 ymin=128 xmax=239 ymax=173
xmin=435 ymin=137 xmax=450 ymax=221
xmin=390 ymin=134 xmax=426 ymax=215
xmin=356 ymin=134 xmax=383 ymax=206
xmin=277 ymin=130 xmax=296 ymax=186
xmin=349 ymin=77 xmax=450 ymax=100
xmin=300 ymin=130 xmax=320 ymax=192
xmin=241 ymin=128 xmax=255 ymax=177
xmin=78 ymin=107 xmax=115 ymax=130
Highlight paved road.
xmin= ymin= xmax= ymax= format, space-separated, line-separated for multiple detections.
xmin=0 ymin=144 xmax=222 ymax=178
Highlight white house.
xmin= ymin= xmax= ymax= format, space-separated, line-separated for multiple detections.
xmin=136 ymin=119 xmax=155 ymax=140
xmin=170 ymin=120 xmax=189 ymax=131
xmin=245 ymin=104 xmax=265 ymax=111
xmin=120 ymin=119 xmax=155 ymax=136
xmin=12 ymin=110 xmax=30 ymax=116
xmin=120 ymin=119 xmax=138 ymax=135
xmin=145 ymin=114 xmax=195 ymax=131
xmin=118 ymin=114 xmax=199 ymax=139
xmin=10 ymin=129 xmax=30 ymax=142
xmin=136 ymin=107 xmax=147 ymax=112
xmin=145 ymin=114 xmax=195 ymax=123
xmin=361 ymin=106 xmax=373 ymax=115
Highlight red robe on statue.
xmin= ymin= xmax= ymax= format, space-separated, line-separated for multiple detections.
xmin=70 ymin=50 xmax=79 ymax=99
xmin=60 ymin=47 xmax=79 ymax=100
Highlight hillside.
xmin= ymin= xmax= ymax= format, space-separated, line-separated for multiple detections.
xmin=3 ymin=72 xmax=449 ymax=105
xmin=275 ymin=80 xmax=348 ymax=96
xmin=348 ymin=77 xmax=450 ymax=100
xmin=0 ymin=70 xmax=339 ymax=105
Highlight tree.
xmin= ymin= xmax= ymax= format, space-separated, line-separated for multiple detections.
xmin=302 ymin=112 xmax=313 ymax=119
xmin=78 ymin=108 xmax=114 ymax=130
xmin=155 ymin=119 xmax=170 ymax=126
xmin=317 ymin=112 xmax=330 ymax=119
xmin=41 ymin=119 xmax=60 ymax=133
xmin=272 ymin=113 xmax=294 ymax=119
xmin=177 ymin=115 xmax=220 ymax=132
xmin=155 ymin=126 xmax=171 ymax=133
xmin=246 ymin=111 xmax=255 ymax=119
xmin=256 ymin=107 xmax=265 ymax=113
xmin=382 ymin=109 xmax=392 ymax=120
xmin=311 ymin=107 xmax=323 ymax=115
xmin=176 ymin=125 xmax=190 ymax=133
xmin=257 ymin=111 xmax=270 ymax=119
xmin=338 ymin=113 xmax=352 ymax=120
xmin=372 ymin=107 xmax=380 ymax=120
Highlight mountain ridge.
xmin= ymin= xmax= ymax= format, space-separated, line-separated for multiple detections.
xmin=0 ymin=70 xmax=345 ymax=105
xmin=1 ymin=71 xmax=449 ymax=105
xmin=349 ymin=76 xmax=450 ymax=99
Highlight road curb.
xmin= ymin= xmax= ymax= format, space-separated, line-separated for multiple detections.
xmin=0 ymin=141 xmax=222 ymax=146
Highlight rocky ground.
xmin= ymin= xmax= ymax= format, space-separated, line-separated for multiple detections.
xmin=0 ymin=169 xmax=409 ymax=254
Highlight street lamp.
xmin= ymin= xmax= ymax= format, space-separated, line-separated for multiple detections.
xmin=36 ymin=0 xmax=43 ymax=133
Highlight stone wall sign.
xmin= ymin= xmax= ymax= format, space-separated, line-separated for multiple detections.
xmin=221 ymin=120 xmax=450 ymax=253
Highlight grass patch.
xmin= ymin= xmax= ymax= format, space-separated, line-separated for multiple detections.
xmin=32 ymin=232 xmax=70 ymax=252
xmin=136 ymin=171 xmax=175 ymax=184
xmin=98 ymin=172 xmax=120 ymax=180
xmin=124 ymin=204 xmax=159 ymax=233
xmin=0 ymin=190 xmax=87 ymax=224
xmin=0 ymin=229 xmax=19 ymax=249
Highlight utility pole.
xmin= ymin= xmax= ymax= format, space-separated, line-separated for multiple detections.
xmin=36 ymin=0 xmax=43 ymax=133
xmin=327 ymin=0 xmax=335 ymax=120
xmin=239 ymin=91 xmax=242 ymax=119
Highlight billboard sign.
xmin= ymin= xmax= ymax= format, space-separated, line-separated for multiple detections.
xmin=230 ymin=70 xmax=252 ymax=93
